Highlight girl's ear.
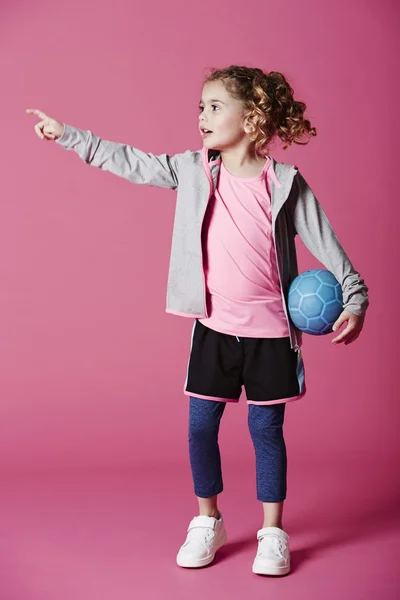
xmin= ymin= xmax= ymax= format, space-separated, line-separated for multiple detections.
xmin=243 ymin=113 xmax=254 ymax=134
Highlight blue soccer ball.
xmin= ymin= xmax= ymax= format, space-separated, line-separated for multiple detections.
xmin=288 ymin=269 xmax=343 ymax=335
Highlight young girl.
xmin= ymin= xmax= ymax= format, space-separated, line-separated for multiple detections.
xmin=26 ymin=65 xmax=369 ymax=577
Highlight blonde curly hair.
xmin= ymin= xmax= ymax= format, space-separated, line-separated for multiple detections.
xmin=203 ymin=65 xmax=317 ymax=157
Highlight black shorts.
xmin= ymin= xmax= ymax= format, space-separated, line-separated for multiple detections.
xmin=184 ymin=319 xmax=306 ymax=405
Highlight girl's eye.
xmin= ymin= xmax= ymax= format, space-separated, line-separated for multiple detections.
xmin=198 ymin=104 xmax=219 ymax=112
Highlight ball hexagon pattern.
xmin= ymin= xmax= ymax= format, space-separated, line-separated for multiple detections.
xmin=288 ymin=269 xmax=343 ymax=335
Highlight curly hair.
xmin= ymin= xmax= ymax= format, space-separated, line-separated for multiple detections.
xmin=203 ymin=65 xmax=317 ymax=157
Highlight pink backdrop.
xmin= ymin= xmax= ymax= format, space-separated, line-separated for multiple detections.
xmin=0 ymin=1 xmax=398 ymax=596
xmin=1 ymin=0 xmax=396 ymax=471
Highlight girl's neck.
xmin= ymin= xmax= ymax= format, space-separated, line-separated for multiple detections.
xmin=219 ymin=145 xmax=268 ymax=178
xmin=221 ymin=156 xmax=268 ymax=179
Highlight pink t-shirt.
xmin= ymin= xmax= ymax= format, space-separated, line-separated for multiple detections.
xmin=197 ymin=157 xmax=290 ymax=338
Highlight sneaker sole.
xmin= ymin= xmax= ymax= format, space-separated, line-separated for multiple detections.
xmin=176 ymin=530 xmax=227 ymax=568
xmin=252 ymin=560 xmax=290 ymax=576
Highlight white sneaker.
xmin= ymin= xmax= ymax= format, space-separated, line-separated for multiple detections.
xmin=176 ymin=514 xmax=227 ymax=568
xmin=252 ymin=526 xmax=291 ymax=576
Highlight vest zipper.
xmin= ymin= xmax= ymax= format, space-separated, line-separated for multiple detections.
xmin=201 ymin=150 xmax=222 ymax=319
xmin=272 ymin=216 xmax=299 ymax=353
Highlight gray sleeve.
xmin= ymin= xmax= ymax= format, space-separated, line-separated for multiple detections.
xmin=56 ymin=124 xmax=180 ymax=189
xmin=289 ymin=170 xmax=369 ymax=317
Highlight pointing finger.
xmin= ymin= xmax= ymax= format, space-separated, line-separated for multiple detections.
xmin=26 ymin=108 xmax=47 ymax=120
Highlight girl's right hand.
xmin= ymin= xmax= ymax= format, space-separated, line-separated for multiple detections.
xmin=26 ymin=108 xmax=65 ymax=141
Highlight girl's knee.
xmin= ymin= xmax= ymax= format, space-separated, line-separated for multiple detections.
xmin=247 ymin=403 xmax=286 ymax=432
xmin=189 ymin=397 xmax=225 ymax=439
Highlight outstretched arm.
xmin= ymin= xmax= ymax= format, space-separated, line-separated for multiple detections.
xmin=26 ymin=109 xmax=181 ymax=189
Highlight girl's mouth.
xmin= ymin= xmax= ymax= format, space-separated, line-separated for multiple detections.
xmin=200 ymin=128 xmax=213 ymax=138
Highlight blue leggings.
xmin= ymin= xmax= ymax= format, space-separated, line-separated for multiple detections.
xmin=188 ymin=396 xmax=287 ymax=502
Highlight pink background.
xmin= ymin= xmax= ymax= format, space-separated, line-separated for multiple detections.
xmin=0 ymin=0 xmax=398 ymax=598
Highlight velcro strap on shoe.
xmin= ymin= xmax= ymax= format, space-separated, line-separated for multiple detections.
xmin=188 ymin=515 xmax=217 ymax=531
xmin=257 ymin=526 xmax=289 ymax=542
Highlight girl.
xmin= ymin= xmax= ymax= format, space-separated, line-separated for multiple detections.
xmin=26 ymin=65 xmax=369 ymax=577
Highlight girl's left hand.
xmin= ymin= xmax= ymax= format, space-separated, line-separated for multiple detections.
xmin=331 ymin=310 xmax=365 ymax=345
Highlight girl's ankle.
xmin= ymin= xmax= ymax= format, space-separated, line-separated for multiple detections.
xmin=200 ymin=510 xmax=220 ymax=519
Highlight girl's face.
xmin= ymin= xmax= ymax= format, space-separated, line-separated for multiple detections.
xmin=199 ymin=80 xmax=250 ymax=151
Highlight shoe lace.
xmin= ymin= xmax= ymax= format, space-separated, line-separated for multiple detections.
xmin=259 ymin=534 xmax=287 ymax=559
xmin=187 ymin=526 xmax=214 ymax=546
